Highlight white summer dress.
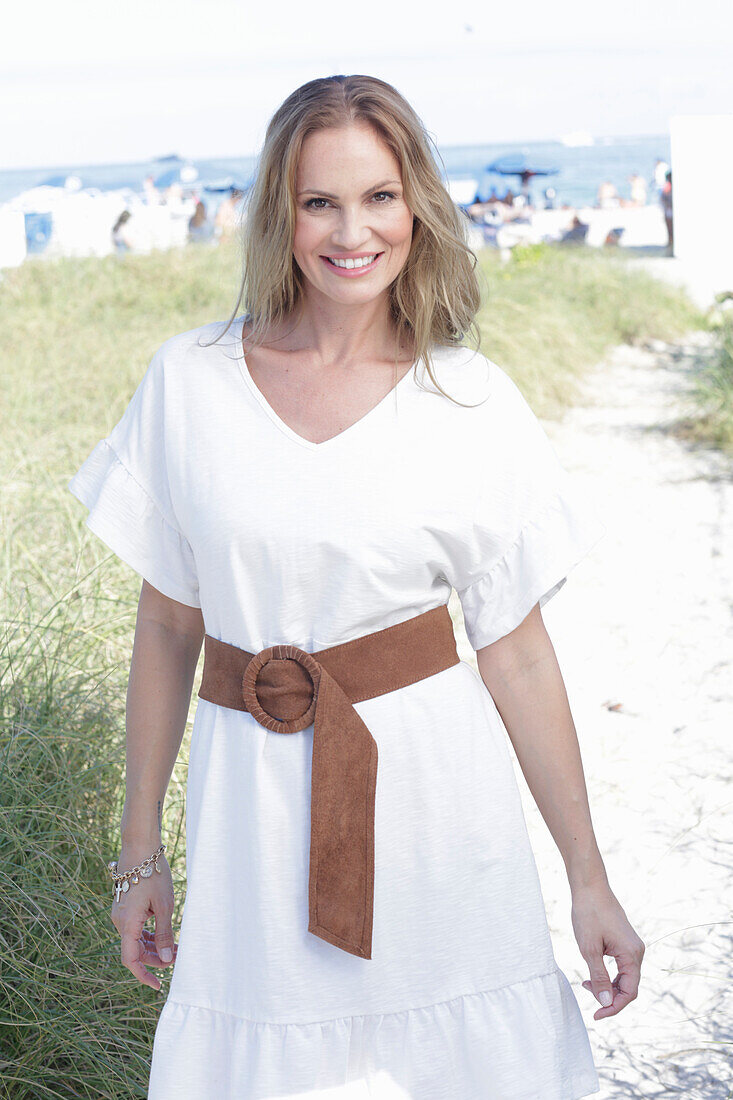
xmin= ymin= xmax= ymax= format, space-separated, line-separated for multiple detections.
xmin=67 ymin=316 xmax=606 ymax=1100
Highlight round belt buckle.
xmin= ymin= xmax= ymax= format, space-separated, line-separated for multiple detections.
xmin=241 ymin=644 xmax=321 ymax=733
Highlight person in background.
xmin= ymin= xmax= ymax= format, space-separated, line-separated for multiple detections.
xmin=214 ymin=188 xmax=244 ymax=242
xmin=112 ymin=209 xmax=134 ymax=254
xmin=519 ymin=170 xmax=533 ymax=209
xmin=661 ymin=170 xmax=673 ymax=254
xmin=143 ymin=176 xmax=161 ymax=206
xmin=163 ymin=181 xmax=186 ymax=212
xmin=188 ymin=200 xmax=216 ymax=244
xmin=628 ymin=174 xmax=647 ymax=206
xmin=543 ymin=186 xmax=556 ymax=209
xmin=560 ymin=215 xmax=589 ymax=245
xmin=653 ymin=158 xmax=670 ymax=202
xmin=597 ymin=180 xmax=619 ymax=209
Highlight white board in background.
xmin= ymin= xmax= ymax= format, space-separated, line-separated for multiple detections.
xmin=670 ymin=114 xmax=733 ymax=281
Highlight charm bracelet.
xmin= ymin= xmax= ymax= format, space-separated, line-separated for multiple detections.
xmin=107 ymin=843 xmax=166 ymax=903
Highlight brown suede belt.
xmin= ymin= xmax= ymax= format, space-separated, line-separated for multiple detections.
xmin=197 ymin=603 xmax=460 ymax=960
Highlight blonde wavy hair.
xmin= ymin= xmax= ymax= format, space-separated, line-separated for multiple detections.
xmin=203 ymin=74 xmax=486 ymax=402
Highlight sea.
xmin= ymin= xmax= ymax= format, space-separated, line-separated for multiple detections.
xmin=0 ymin=133 xmax=671 ymax=212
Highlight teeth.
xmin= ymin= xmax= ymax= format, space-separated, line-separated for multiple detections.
xmin=327 ymin=254 xmax=377 ymax=269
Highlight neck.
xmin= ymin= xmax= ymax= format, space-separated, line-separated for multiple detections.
xmin=275 ymin=289 xmax=410 ymax=367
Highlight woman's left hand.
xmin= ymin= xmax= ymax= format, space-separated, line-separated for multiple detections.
xmin=570 ymin=879 xmax=645 ymax=1019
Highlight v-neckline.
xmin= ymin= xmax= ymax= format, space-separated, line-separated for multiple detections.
xmin=234 ymin=316 xmax=420 ymax=452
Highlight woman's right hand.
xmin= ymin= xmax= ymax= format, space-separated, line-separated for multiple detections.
xmin=110 ymin=842 xmax=178 ymax=991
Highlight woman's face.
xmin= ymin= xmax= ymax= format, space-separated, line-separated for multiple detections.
xmin=292 ymin=122 xmax=414 ymax=309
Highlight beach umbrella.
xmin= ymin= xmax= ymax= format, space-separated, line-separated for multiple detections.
xmin=480 ymin=155 xmax=561 ymax=206
xmin=202 ymin=176 xmax=252 ymax=194
xmin=472 ymin=170 xmax=514 ymax=204
xmin=485 ymin=154 xmax=560 ymax=180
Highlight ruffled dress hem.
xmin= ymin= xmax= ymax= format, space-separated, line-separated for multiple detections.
xmin=148 ymin=963 xmax=601 ymax=1099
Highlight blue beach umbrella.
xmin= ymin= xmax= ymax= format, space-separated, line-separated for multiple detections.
xmin=480 ymin=155 xmax=560 ymax=205
xmin=202 ymin=176 xmax=252 ymax=194
xmin=472 ymin=170 xmax=514 ymax=204
xmin=485 ymin=154 xmax=560 ymax=180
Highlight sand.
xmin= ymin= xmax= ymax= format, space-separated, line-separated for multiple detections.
xmin=449 ymin=332 xmax=733 ymax=1097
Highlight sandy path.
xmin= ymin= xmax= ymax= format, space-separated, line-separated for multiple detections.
xmin=451 ymin=335 xmax=733 ymax=1097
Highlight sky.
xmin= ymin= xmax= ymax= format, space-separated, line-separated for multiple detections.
xmin=2 ymin=0 xmax=731 ymax=170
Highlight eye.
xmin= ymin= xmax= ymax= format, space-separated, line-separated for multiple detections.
xmin=304 ymin=197 xmax=331 ymax=210
xmin=372 ymin=191 xmax=396 ymax=203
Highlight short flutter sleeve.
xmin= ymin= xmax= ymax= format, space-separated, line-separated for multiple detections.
xmin=67 ymin=345 xmax=201 ymax=608
xmin=451 ymin=362 xmax=607 ymax=650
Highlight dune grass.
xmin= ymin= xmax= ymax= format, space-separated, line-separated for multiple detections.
xmin=682 ymin=291 xmax=733 ymax=453
xmin=475 ymin=241 xmax=707 ymax=418
xmin=0 ymin=238 xmax=707 ymax=1096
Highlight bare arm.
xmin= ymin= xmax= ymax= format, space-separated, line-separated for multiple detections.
xmin=475 ymin=601 xmax=607 ymax=891
xmin=114 ymin=579 xmax=204 ymax=990
xmin=475 ymin=602 xmax=645 ymax=1018
xmin=120 ymin=579 xmax=204 ymax=844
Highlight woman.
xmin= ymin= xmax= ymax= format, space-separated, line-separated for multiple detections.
xmin=68 ymin=75 xmax=644 ymax=1098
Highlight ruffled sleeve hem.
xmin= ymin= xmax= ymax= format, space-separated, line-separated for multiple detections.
xmin=456 ymin=484 xmax=606 ymax=651
xmin=68 ymin=438 xmax=202 ymax=608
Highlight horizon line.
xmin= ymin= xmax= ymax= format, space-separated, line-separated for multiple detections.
xmin=2 ymin=130 xmax=671 ymax=176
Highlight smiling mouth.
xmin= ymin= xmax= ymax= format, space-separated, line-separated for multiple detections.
xmin=321 ymin=252 xmax=384 ymax=274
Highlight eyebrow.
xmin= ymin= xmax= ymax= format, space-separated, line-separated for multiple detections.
xmin=296 ymin=179 xmax=402 ymax=199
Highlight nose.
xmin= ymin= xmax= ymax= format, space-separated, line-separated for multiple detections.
xmin=330 ymin=204 xmax=373 ymax=251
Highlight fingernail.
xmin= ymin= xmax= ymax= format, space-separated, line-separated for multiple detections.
xmin=598 ymin=990 xmax=612 ymax=1006
xmin=160 ymin=947 xmax=173 ymax=962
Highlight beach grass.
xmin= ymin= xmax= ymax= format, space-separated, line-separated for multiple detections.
xmin=0 ymin=238 xmax=709 ymax=1096
xmin=475 ymin=241 xmax=707 ymax=418
xmin=680 ymin=292 xmax=733 ymax=453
